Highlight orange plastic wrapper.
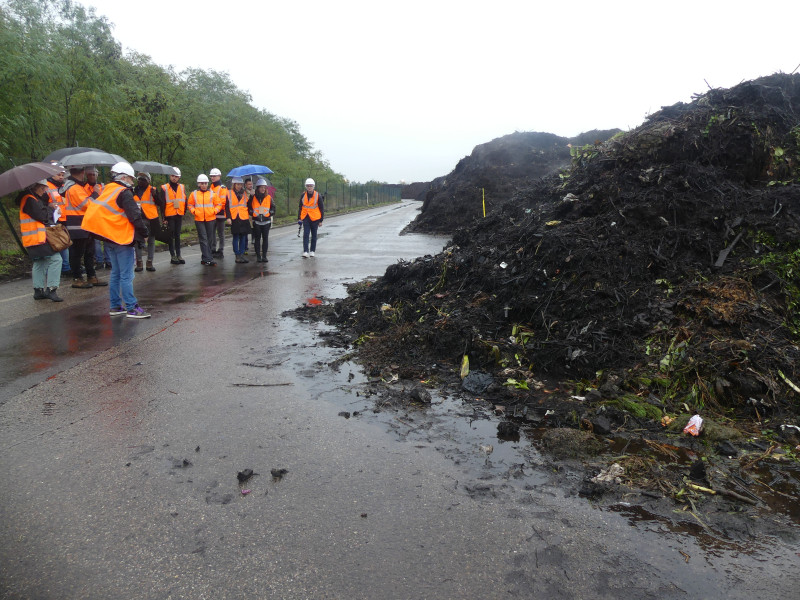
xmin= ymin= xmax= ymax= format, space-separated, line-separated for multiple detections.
xmin=683 ymin=414 xmax=704 ymax=436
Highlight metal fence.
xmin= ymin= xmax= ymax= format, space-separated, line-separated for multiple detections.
xmin=271 ymin=179 xmax=402 ymax=219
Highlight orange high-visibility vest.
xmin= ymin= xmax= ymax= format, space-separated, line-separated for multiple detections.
xmin=63 ymin=181 xmax=91 ymax=217
xmin=19 ymin=194 xmax=47 ymax=247
xmin=211 ymin=183 xmax=228 ymax=218
xmin=85 ymin=181 xmax=104 ymax=194
xmin=46 ymin=181 xmax=66 ymax=222
xmin=81 ymin=183 xmax=134 ymax=245
xmin=300 ymin=191 xmax=321 ymax=221
xmin=230 ymin=190 xmax=250 ymax=220
xmin=188 ymin=189 xmax=220 ymax=222
xmin=251 ymin=194 xmax=272 ymax=217
xmin=162 ymin=183 xmax=186 ymax=217
xmin=134 ymin=186 xmax=159 ymax=220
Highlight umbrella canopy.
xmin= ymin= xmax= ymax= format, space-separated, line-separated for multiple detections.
xmin=227 ymin=164 xmax=273 ymax=178
xmin=0 ymin=162 xmax=63 ymax=197
xmin=61 ymin=150 xmax=127 ymax=168
xmin=132 ymin=160 xmax=177 ymax=175
xmin=42 ymin=147 xmax=102 ymax=162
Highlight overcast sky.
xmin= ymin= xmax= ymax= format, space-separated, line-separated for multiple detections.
xmin=84 ymin=0 xmax=800 ymax=184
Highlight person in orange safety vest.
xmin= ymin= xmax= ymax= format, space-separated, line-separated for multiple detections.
xmin=82 ymin=161 xmax=151 ymax=319
xmin=209 ymin=167 xmax=228 ymax=258
xmin=61 ymin=166 xmax=106 ymax=289
xmin=250 ymin=177 xmax=275 ymax=263
xmin=17 ymin=180 xmax=64 ymax=302
xmin=133 ymin=171 xmax=164 ymax=273
xmin=297 ymin=177 xmax=324 ymax=258
xmin=162 ymin=167 xmax=187 ymax=264
xmin=188 ymin=173 xmax=222 ymax=265
xmin=45 ymin=163 xmax=71 ymax=274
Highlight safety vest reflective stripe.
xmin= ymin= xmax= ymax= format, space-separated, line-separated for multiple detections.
xmin=46 ymin=182 xmax=66 ymax=222
xmin=252 ymin=195 xmax=272 ymax=217
xmin=135 ymin=186 xmax=159 ymax=219
xmin=64 ymin=183 xmax=91 ymax=215
xmin=230 ymin=192 xmax=250 ymax=219
xmin=300 ymin=191 xmax=321 ymax=221
xmin=162 ymin=183 xmax=186 ymax=216
xmin=211 ymin=184 xmax=228 ymax=218
xmin=81 ymin=183 xmax=134 ymax=245
xmin=189 ymin=190 xmax=219 ymax=221
xmin=19 ymin=195 xmax=47 ymax=247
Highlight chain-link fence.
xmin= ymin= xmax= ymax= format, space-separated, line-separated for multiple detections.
xmin=269 ymin=179 xmax=402 ymax=219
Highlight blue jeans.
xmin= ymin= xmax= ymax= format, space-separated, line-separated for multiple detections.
xmin=232 ymin=233 xmax=247 ymax=255
xmin=106 ymin=243 xmax=138 ymax=309
xmin=32 ymin=253 xmax=62 ymax=288
xmin=302 ymin=219 xmax=319 ymax=252
xmin=94 ymin=239 xmax=109 ymax=264
xmin=59 ymin=248 xmax=70 ymax=271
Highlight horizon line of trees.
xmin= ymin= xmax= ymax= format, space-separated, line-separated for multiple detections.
xmin=0 ymin=0 xmax=365 ymax=186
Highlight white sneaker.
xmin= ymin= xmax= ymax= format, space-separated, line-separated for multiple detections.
xmin=309 ymin=251 xmax=315 ymax=257
xmin=302 ymin=252 xmax=309 ymax=258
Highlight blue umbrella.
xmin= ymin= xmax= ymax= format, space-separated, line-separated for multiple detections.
xmin=227 ymin=164 xmax=273 ymax=177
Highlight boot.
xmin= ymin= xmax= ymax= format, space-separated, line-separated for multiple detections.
xmin=135 ymin=259 xmax=143 ymax=272
xmin=48 ymin=287 xmax=63 ymax=302
xmin=87 ymin=276 xmax=108 ymax=287
xmin=170 ymin=256 xmax=180 ymax=264
xmin=240 ymin=255 xmax=249 ymax=263
xmin=235 ymin=255 xmax=245 ymax=263
xmin=72 ymin=277 xmax=93 ymax=289
xmin=146 ymin=260 xmax=156 ymax=272
xmin=34 ymin=287 xmax=48 ymax=300
xmin=177 ymin=256 xmax=185 ymax=264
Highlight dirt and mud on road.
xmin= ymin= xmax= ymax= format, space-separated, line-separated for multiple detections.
xmin=295 ymin=73 xmax=800 ymax=543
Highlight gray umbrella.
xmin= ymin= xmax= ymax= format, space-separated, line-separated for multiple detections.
xmin=61 ymin=150 xmax=127 ymax=168
xmin=42 ymin=147 xmax=102 ymax=162
xmin=131 ymin=160 xmax=177 ymax=175
xmin=0 ymin=162 xmax=62 ymax=197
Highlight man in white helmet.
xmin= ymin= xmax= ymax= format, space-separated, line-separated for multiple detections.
xmin=208 ymin=167 xmax=228 ymax=257
xmin=297 ymin=177 xmax=324 ymax=257
xmin=82 ymin=162 xmax=152 ymax=318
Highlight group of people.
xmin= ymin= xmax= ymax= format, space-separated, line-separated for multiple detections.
xmin=18 ymin=162 xmax=325 ymax=319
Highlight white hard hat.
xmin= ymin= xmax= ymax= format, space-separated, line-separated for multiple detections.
xmin=209 ymin=168 xmax=222 ymax=176
xmin=231 ymin=177 xmax=244 ymax=184
xmin=36 ymin=179 xmax=49 ymax=186
xmin=111 ymin=161 xmax=135 ymax=178
xmin=172 ymin=167 xmax=181 ymax=177
xmin=305 ymin=178 xmax=315 ymax=186
xmin=256 ymin=178 xmax=267 ymax=187
xmin=137 ymin=172 xmax=151 ymax=182
xmin=197 ymin=174 xmax=209 ymax=183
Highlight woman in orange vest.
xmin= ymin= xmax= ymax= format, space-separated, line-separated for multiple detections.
xmin=162 ymin=167 xmax=187 ymax=264
xmin=188 ymin=173 xmax=222 ymax=266
xmin=45 ymin=164 xmax=72 ymax=275
xmin=249 ymin=178 xmax=275 ymax=263
xmin=17 ymin=180 xmax=64 ymax=301
xmin=297 ymin=177 xmax=324 ymax=258
xmin=226 ymin=177 xmax=252 ymax=263
xmin=82 ymin=162 xmax=151 ymax=318
xmin=133 ymin=171 xmax=164 ymax=272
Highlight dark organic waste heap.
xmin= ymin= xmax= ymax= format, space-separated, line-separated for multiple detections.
xmin=334 ymin=73 xmax=800 ymax=424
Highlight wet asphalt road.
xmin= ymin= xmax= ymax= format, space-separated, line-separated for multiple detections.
xmin=1 ymin=201 xmax=798 ymax=599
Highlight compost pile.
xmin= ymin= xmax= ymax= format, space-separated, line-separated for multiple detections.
xmin=404 ymin=129 xmax=620 ymax=234
xmin=331 ymin=73 xmax=800 ymax=433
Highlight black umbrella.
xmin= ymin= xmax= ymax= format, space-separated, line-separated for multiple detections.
xmin=61 ymin=150 xmax=127 ymax=168
xmin=131 ymin=160 xmax=177 ymax=175
xmin=0 ymin=162 xmax=62 ymax=197
xmin=42 ymin=147 xmax=102 ymax=162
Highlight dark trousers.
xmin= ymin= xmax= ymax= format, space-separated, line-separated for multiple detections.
xmin=252 ymin=223 xmax=271 ymax=256
xmin=69 ymin=236 xmax=96 ymax=279
xmin=302 ymin=219 xmax=319 ymax=252
xmin=166 ymin=215 xmax=183 ymax=257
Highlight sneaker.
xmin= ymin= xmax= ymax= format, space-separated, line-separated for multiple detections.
xmin=177 ymin=257 xmax=185 ymax=264
xmin=309 ymin=251 xmax=315 ymax=257
xmin=109 ymin=306 xmax=127 ymax=316
xmin=126 ymin=305 xmax=151 ymax=319
xmin=302 ymin=252 xmax=309 ymax=258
